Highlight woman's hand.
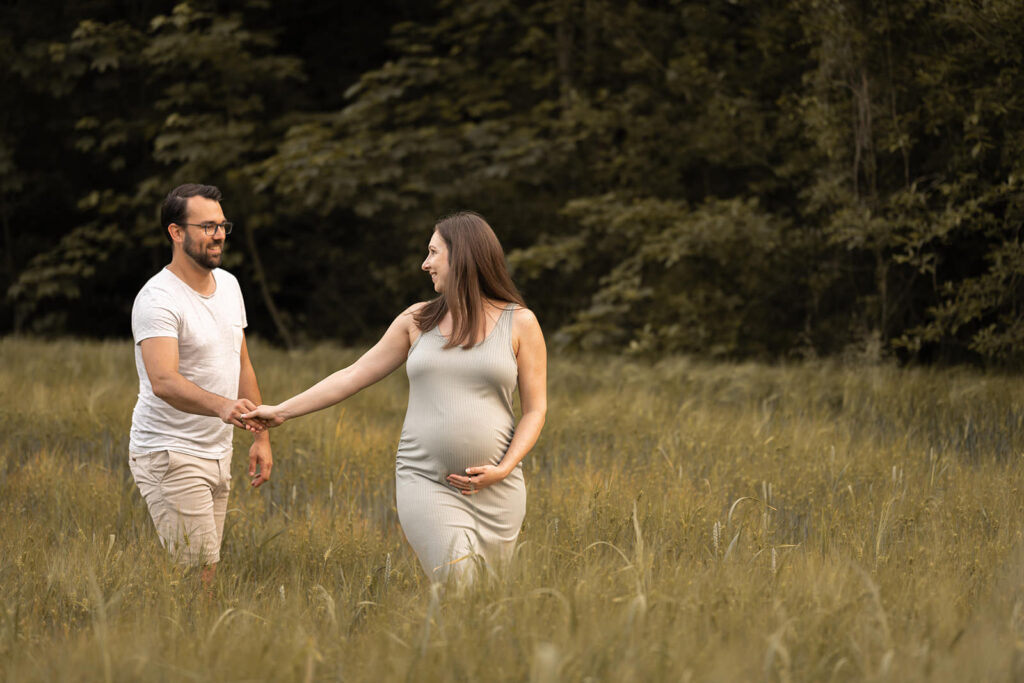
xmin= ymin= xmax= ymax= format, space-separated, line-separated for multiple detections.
xmin=447 ymin=465 xmax=508 ymax=495
xmin=240 ymin=404 xmax=287 ymax=428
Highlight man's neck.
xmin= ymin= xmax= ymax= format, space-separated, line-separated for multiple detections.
xmin=167 ymin=251 xmax=216 ymax=295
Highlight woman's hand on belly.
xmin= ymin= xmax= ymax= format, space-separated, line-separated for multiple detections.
xmin=447 ymin=464 xmax=511 ymax=495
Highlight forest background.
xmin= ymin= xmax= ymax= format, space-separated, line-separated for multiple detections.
xmin=2 ymin=0 xmax=1023 ymax=364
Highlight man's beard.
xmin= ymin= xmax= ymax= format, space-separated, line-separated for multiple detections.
xmin=183 ymin=232 xmax=222 ymax=270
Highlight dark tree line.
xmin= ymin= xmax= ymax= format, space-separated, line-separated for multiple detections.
xmin=3 ymin=0 xmax=1023 ymax=364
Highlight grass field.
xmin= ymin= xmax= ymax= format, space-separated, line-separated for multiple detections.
xmin=2 ymin=337 xmax=1024 ymax=681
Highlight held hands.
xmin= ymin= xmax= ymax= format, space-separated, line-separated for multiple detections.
xmin=240 ymin=404 xmax=287 ymax=429
xmin=447 ymin=465 xmax=508 ymax=495
xmin=220 ymin=398 xmax=265 ymax=432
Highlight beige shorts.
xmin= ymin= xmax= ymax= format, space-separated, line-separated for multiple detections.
xmin=129 ymin=450 xmax=232 ymax=566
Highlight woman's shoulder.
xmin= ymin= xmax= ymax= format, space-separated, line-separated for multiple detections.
xmin=509 ymin=304 xmax=540 ymax=329
xmin=403 ymin=301 xmax=432 ymax=315
xmin=397 ymin=301 xmax=432 ymax=325
xmin=506 ymin=303 xmax=529 ymax=314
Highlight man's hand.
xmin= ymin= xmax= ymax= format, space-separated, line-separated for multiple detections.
xmin=248 ymin=437 xmax=273 ymax=487
xmin=219 ymin=398 xmax=264 ymax=431
xmin=240 ymin=404 xmax=287 ymax=428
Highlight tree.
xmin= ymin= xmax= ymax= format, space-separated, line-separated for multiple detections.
xmin=6 ymin=0 xmax=1024 ymax=364
xmin=7 ymin=1 xmax=304 ymax=342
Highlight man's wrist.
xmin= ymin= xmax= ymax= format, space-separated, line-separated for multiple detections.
xmin=253 ymin=429 xmax=270 ymax=443
xmin=216 ymin=396 xmax=233 ymax=421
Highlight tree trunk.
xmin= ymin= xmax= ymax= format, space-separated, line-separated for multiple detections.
xmin=1 ymin=202 xmax=16 ymax=333
xmin=583 ymin=0 xmax=597 ymax=86
xmin=244 ymin=224 xmax=295 ymax=350
xmin=2 ymin=203 xmax=11 ymax=288
xmin=876 ymin=248 xmax=889 ymax=342
xmin=852 ymin=69 xmax=877 ymax=200
xmin=557 ymin=0 xmax=575 ymax=109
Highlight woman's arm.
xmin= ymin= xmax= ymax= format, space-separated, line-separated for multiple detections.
xmin=448 ymin=308 xmax=547 ymax=494
xmin=243 ymin=306 xmax=421 ymax=426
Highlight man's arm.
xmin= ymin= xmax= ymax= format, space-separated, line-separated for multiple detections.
xmin=238 ymin=333 xmax=272 ymax=487
xmin=139 ymin=336 xmax=258 ymax=429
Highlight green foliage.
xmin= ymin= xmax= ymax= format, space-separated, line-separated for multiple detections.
xmin=3 ymin=0 xmax=1024 ymax=362
xmin=253 ymin=0 xmax=812 ymax=353
xmin=795 ymin=0 xmax=1024 ymax=360
xmin=513 ymin=194 xmax=794 ymax=357
xmin=2 ymin=1 xmax=304 ymax=335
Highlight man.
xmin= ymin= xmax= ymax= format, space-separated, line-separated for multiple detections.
xmin=129 ymin=183 xmax=272 ymax=586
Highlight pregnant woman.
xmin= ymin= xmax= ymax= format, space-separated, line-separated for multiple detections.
xmin=243 ymin=212 xmax=547 ymax=582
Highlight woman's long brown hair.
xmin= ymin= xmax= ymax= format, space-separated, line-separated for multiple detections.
xmin=414 ymin=211 xmax=526 ymax=349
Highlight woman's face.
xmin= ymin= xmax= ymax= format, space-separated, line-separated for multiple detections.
xmin=422 ymin=230 xmax=450 ymax=293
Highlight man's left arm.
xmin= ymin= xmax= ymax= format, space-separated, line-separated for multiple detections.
xmin=238 ymin=333 xmax=272 ymax=487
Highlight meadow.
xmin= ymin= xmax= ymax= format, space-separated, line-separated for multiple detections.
xmin=1 ymin=337 xmax=1024 ymax=681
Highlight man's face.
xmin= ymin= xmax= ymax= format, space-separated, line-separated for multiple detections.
xmin=180 ymin=196 xmax=227 ymax=270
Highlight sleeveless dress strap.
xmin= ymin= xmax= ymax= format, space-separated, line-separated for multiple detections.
xmin=498 ymin=303 xmax=517 ymax=354
xmin=499 ymin=303 xmax=516 ymax=332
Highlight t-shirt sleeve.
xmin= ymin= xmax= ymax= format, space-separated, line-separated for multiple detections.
xmin=132 ymin=287 xmax=181 ymax=344
xmin=238 ymin=281 xmax=248 ymax=329
xmin=226 ymin=272 xmax=247 ymax=329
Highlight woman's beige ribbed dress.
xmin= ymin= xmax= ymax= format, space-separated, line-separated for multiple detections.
xmin=396 ymin=304 xmax=526 ymax=581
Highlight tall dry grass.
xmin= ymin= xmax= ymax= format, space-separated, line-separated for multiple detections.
xmin=1 ymin=337 xmax=1024 ymax=681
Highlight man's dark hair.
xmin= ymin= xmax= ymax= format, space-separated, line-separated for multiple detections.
xmin=160 ymin=184 xmax=223 ymax=242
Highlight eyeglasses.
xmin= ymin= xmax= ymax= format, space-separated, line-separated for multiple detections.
xmin=182 ymin=222 xmax=233 ymax=236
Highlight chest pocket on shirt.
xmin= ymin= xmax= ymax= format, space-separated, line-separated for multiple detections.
xmin=232 ymin=324 xmax=244 ymax=353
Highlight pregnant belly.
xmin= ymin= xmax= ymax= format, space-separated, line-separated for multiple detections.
xmin=398 ymin=420 xmax=514 ymax=478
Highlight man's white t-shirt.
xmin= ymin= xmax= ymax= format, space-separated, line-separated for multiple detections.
xmin=130 ymin=268 xmax=247 ymax=460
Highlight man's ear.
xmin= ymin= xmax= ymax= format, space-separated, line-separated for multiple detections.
xmin=167 ymin=223 xmax=183 ymax=244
